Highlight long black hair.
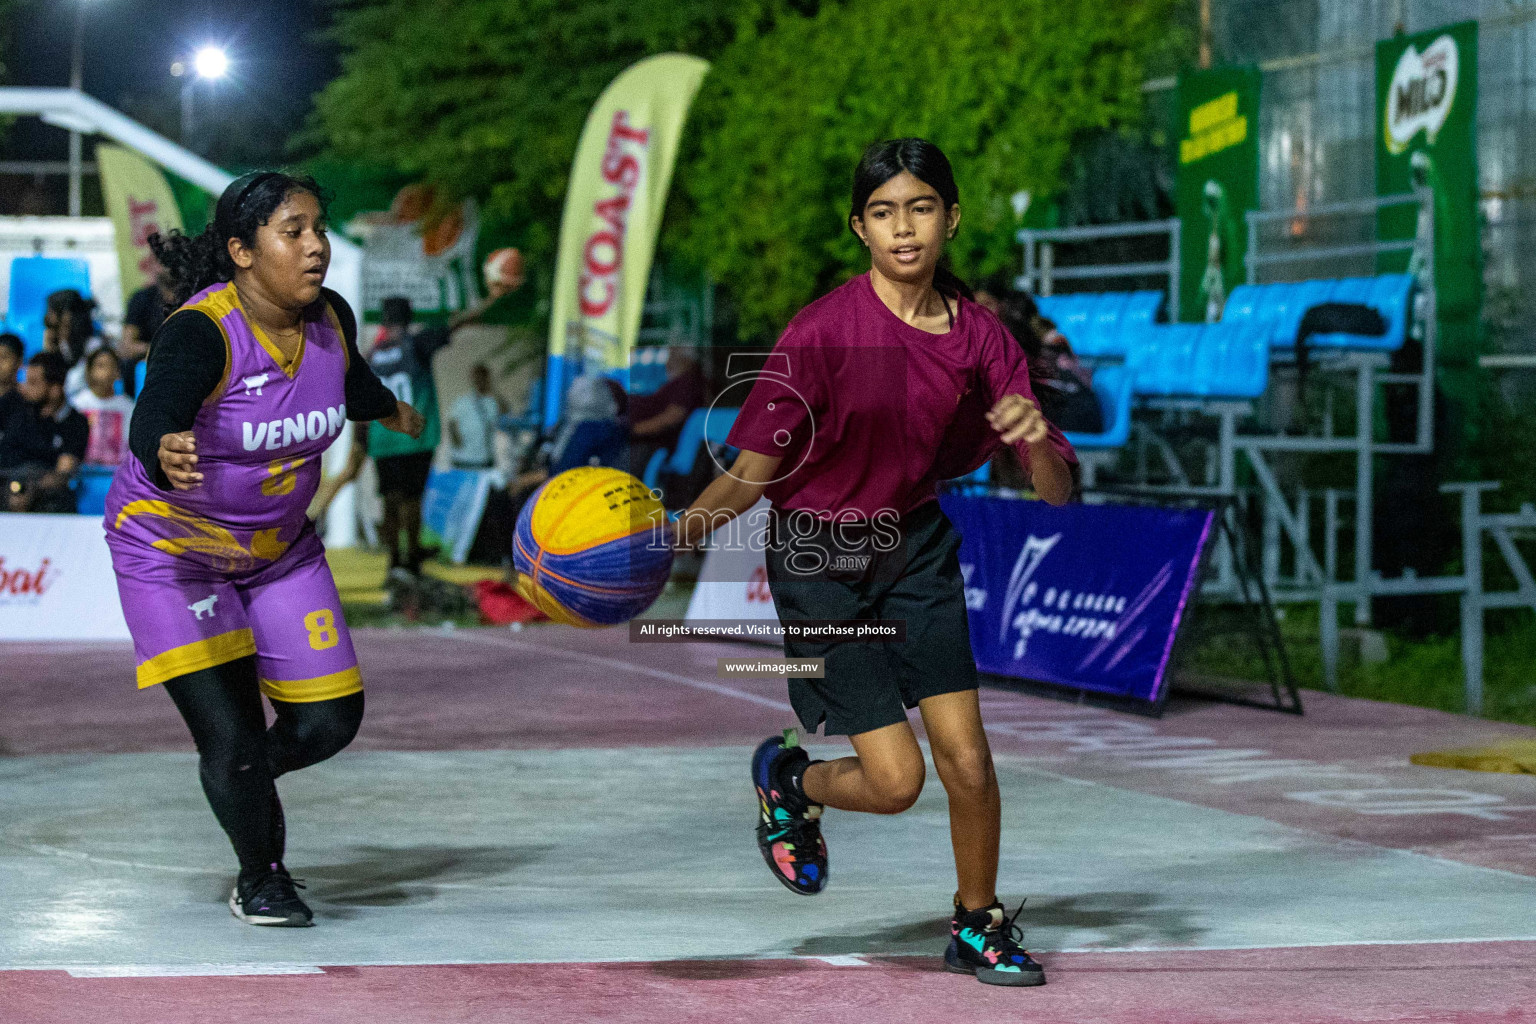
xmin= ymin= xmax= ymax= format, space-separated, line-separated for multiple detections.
xmin=148 ymin=171 xmax=331 ymax=309
xmin=848 ymin=138 xmax=973 ymax=323
xmin=997 ymin=290 xmax=1046 ymax=361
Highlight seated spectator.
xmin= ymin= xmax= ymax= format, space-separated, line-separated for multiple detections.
xmin=998 ymin=292 xmax=1103 ymax=434
xmin=549 ymin=374 xmax=625 ymax=474
xmin=43 ymin=289 xmax=108 ymax=399
xmin=448 ymin=362 xmax=505 ymax=470
xmin=628 ymin=348 xmax=704 ymax=476
xmin=71 ymin=347 xmax=135 ymax=466
xmin=0 ymin=333 xmax=22 ymax=402
xmin=0 ymin=351 xmax=89 ymax=512
xmin=501 ymin=374 xmax=626 ymax=506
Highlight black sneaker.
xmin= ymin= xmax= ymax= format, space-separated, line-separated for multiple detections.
xmin=229 ymin=863 xmax=313 ymax=927
xmin=751 ymin=729 xmax=828 ymax=895
xmin=944 ymin=899 xmax=1045 ymax=986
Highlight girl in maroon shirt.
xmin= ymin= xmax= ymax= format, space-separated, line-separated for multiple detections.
xmin=678 ymin=139 xmax=1074 ymax=986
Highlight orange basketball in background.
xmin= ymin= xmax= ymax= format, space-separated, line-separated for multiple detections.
xmin=484 ymin=247 xmax=525 ymax=290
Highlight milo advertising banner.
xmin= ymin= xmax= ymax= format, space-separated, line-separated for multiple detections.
xmin=1376 ymin=21 xmax=1480 ymax=366
xmin=1175 ymin=66 xmax=1261 ymax=323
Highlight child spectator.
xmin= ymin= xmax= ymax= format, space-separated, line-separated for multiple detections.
xmin=71 ymin=346 xmax=135 ymax=465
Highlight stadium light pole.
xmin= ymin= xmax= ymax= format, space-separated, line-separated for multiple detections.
xmin=66 ymin=0 xmax=103 ymax=216
xmin=175 ymin=46 xmax=228 ymax=155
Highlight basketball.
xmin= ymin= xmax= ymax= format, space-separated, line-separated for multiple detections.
xmin=513 ymin=466 xmax=673 ymax=627
xmin=484 ymin=247 xmax=525 ymax=290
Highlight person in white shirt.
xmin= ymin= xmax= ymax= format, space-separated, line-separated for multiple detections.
xmin=447 ymin=363 xmax=504 ymax=470
xmin=70 ymin=346 xmax=135 ymax=465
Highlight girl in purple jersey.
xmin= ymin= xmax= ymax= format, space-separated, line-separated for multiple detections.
xmin=108 ymin=172 xmax=423 ymax=926
xmin=677 ymin=140 xmax=1075 ymax=986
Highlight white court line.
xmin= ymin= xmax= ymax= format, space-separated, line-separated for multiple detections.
xmin=444 ymin=630 xmax=795 ymax=712
xmin=9 ymin=935 xmax=1536 ymax=975
xmin=13 ymin=842 xmax=227 ymax=876
xmin=65 ymin=965 xmax=325 ymax=978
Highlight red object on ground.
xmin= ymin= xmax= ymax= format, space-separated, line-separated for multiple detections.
xmin=473 ymin=579 xmax=547 ymax=626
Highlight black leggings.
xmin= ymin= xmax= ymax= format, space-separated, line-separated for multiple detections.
xmin=163 ymin=656 xmax=363 ymax=876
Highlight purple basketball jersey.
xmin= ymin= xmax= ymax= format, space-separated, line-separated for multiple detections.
xmin=106 ymin=282 xmax=351 ymax=573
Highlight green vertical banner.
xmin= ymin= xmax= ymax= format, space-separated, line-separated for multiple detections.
xmin=1376 ymin=21 xmax=1480 ymax=367
xmin=1175 ymin=65 xmax=1261 ymax=323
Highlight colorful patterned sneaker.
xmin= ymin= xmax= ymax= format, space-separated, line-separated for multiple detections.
xmin=229 ymin=863 xmax=314 ymax=927
xmin=751 ymin=729 xmax=828 ymax=895
xmin=945 ymin=899 xmax=1045 ymax=986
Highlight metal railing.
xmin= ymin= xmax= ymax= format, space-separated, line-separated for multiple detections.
xmin=1016 ymin=218 xmax=1181 ymax=321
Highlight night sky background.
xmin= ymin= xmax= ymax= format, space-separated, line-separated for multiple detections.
xmin=4 ymin=0 xmax=340 ymax=212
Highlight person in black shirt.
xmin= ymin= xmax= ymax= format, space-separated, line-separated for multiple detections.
xmin=0 ymin=351 xmax=89 ymax=512
xmin=0 ymin=333 xmax=22 ymax=402
xmin=119 ymin=270 xmax=176 ymax=397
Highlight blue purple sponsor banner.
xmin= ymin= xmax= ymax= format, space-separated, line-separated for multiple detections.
xmin=937 ymin=493 xmax=1214 ymax=707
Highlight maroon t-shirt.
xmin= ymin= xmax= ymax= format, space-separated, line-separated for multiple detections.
xmin=726 ymin=273 xmax=1076 ymax=519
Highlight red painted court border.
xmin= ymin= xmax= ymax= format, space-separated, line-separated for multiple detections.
xmin=4 ymin=941 xmax=1535 ymax=1024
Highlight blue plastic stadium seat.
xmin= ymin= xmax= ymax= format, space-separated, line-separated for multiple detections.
xmin=1035 ymin=290 xmax=1165 ymax=361
xmin=1131 ymin=323 xmax=1199 ymax=396
xmin=1081 ymin=292 xmax=1129 ymax=357
xmin=1222 ymin=275 xmax=1413 ymax=355
xmin=1305 ymin=274 xmax=1413 ymax=352
xmin=73 ymin=464 xmax=117 ymax=517
xmin=1121 ymin=290 xmax=1163 ymax=331
xmin=1040 ymin=294 xmax=1091 ymax=349
xmin=641 ymin=447 xmax=669 ymax=491
xmin=643 ymin=407 xmax=742 ymax=497
xmin=1275 ymin=279 xmax=1335 ymax=349
xmin=628 ymin=346 xmax=670 ymax=396
xmin=1063 ymin=364 xmax=1133 ymax=450
xmin=1207 ymin=321 xmax=1270 ymax=398
xmin=6 ymin=257 xmax=92 ymax=355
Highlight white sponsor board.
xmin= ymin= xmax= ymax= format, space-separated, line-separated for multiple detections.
xmin=0 ymin=513 xmax=129 ymax=641
xmin=683 ymin=499 xmax=779 ymax=644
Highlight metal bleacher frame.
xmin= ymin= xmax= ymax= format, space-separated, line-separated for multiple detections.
xmin=1014 ymin=189 xmax=1536 ymax=713
xmin=1017 ymin=193 xmax=1438 ymax=615
xmin=1016 ymin=218 xmax=1183 ymax=488
xmin=1235 ymin=188 xmax=1436 ymax=626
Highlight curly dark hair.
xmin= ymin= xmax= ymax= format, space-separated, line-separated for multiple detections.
xmin=148 ymin=171 xmax=331 ymax=309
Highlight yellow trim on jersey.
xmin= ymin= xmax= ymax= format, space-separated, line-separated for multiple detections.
xmin=323 ymin=298 xmax=349 ymax=370
xmin=136 ymin=628 xmax=257 ymax=689
xmin=259 ymin=666 xmax=363 ymax=704
xmin=231 ymin=284 xmax=307 ymax=379
xmin=174 ymin=283 xmax=236 ymax=405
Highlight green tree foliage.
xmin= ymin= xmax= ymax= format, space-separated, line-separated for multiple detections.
xmin=310 ymin=1 xmax=791 ymax=264
xmin=311 ymin=0 xmax=1178 ymax=340
xmin=673 ymin=0 xmax=1179 ymax=338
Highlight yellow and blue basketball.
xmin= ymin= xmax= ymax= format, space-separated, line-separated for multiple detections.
xmin=513 ymin=466 xmax=674 ymax=627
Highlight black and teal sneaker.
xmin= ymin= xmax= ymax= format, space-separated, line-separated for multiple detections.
xmin=945 ymin=899 xmax=1045 ymax=986
xmin=751 ymin=730 xmax=828 ymax=895
xmin=229 ymin=863 xmax=313 ymax=927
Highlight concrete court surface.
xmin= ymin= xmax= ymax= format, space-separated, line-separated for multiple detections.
xmin=3 ymin=626 xmax=1536 ymax=1023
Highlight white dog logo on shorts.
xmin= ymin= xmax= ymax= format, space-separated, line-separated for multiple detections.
xmin=242 ymin=373 xmax=271 ymax=396
xmin=188 ymin=594 xmax=219 ymax=620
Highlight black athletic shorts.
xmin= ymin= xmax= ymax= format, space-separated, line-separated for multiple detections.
xmin=373 ymin=451 xmax=435 ymax=498
xmin=763 ymin=499 xmax=979 ymax=737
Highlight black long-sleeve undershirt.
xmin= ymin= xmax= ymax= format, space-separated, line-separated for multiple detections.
xmin=128 ymin=287 xmax=398 ymax=489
